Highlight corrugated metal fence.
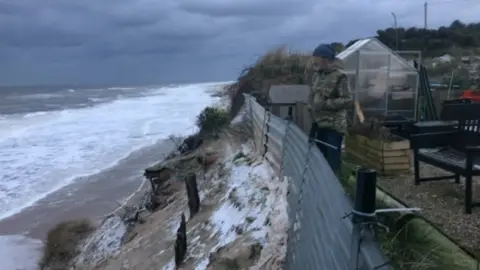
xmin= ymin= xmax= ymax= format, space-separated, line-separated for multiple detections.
xmin=243 ymin=94 xmax=391 ymax=270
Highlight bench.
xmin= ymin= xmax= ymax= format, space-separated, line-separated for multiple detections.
xmin=410 ymin=102 xmax=480 ymax=214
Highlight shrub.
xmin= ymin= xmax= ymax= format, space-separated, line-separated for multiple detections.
xmin=225 ymin=46 xmax=310 ymax=118
xmin=196 ymin=107 xmax=230 ymax=134
xmin=39 ymin=219 xmax=95 ymax=270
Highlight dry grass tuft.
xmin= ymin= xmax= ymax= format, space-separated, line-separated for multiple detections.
xmin=226 ymin=46 xmax=310 ymax=118
xmin=39 ymin=218 xmax=95 ymax=270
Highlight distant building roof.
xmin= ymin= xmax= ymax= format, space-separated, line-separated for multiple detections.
xmin=435 ymin=54 xmax=454 ymax=62
xmin=268 ymin=84 xmax=310 ymax=104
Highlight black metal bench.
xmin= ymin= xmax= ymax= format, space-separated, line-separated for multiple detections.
xmin=410 ymin=102 xmax=480 ymax=214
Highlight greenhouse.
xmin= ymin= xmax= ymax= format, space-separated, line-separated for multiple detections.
xmin=337 ymin=38 xmax=419 ymax=121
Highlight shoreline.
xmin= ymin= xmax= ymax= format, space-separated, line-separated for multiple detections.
xmin=33 ymin=85 xmax=231 ymax=269
xmin=0 ymin=138 xmax=177 ymax=239
xmin=110 ymin=175 xmax=149 ymax=217
xmin=0 ymin=129 xmax=173 ymax=223
xmin=0 ymin=82 xmax=231 ymax=270
xmin=0 ymin=85 xmax=228 ymax=236
xmin=0 ymin=81 xmax=223 ymax=229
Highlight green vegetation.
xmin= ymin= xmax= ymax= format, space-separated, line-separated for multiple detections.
xmin=331 ymin=19 xmax=480 ymax=90
xmin=196 ymin=107 xmax=230 ymax=135
xmin=223 ymin=18 xmax=480 ymax=269
xmin=344 ymin=20 xmax=480 ymax=57
xmin=227 ymin=20 xmax=480 ymax=120
xmin=226 ymin=47 xmax=309 ymax=117
xmin=435 ymin=62 xmax=473 ymax=89
xmin=424 ymin=59 xmax=478 ymax=89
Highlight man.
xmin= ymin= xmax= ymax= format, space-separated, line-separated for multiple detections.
xmin=307 ymin=43 xmax=353 ymax=173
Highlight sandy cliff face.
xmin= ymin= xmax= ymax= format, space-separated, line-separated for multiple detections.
xmin=72 ymin=131 xmax=289 ymax=270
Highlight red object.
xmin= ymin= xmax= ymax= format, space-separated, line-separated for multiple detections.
xmin=460 ymin=90 xmax=480 ymax=102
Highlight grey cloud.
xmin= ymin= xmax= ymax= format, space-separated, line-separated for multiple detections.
xmin=0 ymin=25 xmax=86 ymax=48
xmin=110 ymin=14 xmax=161 ymax=29
xmin=0 ymin=2 xmax=24 ymax=15
xmin=105 ymin=2 xmax=172 ymax=28
xmin=178 ymin=0 xmax=310 ymax=17
xmin=0 ymin=0 xmax=479 ymax=85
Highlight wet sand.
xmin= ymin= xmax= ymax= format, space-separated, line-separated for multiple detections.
xmin=0 ymin=139 xmax=176 ymax=239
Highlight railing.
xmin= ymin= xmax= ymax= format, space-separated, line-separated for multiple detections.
xmin=243 ymin=94 xmax=391 ymax=270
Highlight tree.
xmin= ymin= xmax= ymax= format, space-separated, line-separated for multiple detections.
xmin=450 ymin=20 xmax=466 ymax=29
xmin=345 ymin=39 xmax=360 ymax=49
xmin=330 ymin=42 xmax=345 ymax=53
xmin=431 ymin=61 xmax=460 ymax=77
xmin=440 ymin=66 xmax=470 ymax=89
xmin=473 ymin=65 xmax=480 ymax=88
xmin=335 ymin=20 xmax=480 ymax=58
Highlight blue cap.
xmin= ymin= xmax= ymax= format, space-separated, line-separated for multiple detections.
xmin=312 ymin=44 xmax=336 ymax=60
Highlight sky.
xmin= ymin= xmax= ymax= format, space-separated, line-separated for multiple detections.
xmin=0 ymin=0 xmax=479 ymax=86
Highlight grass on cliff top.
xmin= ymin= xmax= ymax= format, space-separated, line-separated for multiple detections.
xmin=39 ymin=219 xmax=95 ymax=270
xmin=226 ymin=47 xmax=310 ymax=117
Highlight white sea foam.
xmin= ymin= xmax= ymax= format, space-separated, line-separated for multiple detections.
xmin=0 ymin=234 xmax=43 ymax=270
xmin=0 ymin=82 xmax=226 ymax=220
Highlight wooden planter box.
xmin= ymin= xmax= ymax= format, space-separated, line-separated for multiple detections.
xmin=344 ymin=133 xmax=411 ymax=175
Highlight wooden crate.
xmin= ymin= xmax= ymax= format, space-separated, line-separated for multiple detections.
xmin=344 ymin=133 xmax=411 ymax=175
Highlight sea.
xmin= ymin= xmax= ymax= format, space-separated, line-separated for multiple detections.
xmin=0 ymin=82 xmax=226 ymax=269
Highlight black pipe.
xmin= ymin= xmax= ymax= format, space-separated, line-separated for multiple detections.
xmin=352 ymin=168 xmax=377 ymax=223
xmin=287 ymin=106 xmax=293 ymax=121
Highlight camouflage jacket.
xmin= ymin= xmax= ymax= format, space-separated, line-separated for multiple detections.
xmin=308 ymin=61 xmax=352 ymax=134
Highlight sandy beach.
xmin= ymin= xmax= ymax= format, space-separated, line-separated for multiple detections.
xmin=0 ymin=139 xmax=175 ymax=239
xmin=0 ymin=82 xmax=226 ymax=269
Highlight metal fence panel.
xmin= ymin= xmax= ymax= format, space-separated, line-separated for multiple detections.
xmin=242 ymin=94 xmax=391 ymax=270
xmin=268 ymin=114 xmax=287 ymax=134
xmin=246 ymin=97 xmax=266 ymax=155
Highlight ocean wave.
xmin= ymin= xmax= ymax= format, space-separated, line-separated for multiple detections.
xmin=0 ymin=234 xmax=43 ymax=270
xmin=0 ymin=82 xmax=223 ymax=220
xmin=6 ymin=93 xmax=64 ymax=100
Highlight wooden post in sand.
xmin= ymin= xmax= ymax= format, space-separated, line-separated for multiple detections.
xmin=174 ymin=213 xmax=187 ymax=267
xmin=185 ymin=173 xmax=200 ymax=217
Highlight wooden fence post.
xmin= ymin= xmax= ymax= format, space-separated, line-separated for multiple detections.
xmin=185 ymin=173 xmax=200 ymax=217
xmin=174 ymin=213 xmax=187 ymax=267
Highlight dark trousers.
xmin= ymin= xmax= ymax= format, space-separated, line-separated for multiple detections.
xmin=308 ymin=123 xmax=343 ymax=173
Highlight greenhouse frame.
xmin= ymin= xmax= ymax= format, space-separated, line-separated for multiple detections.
xmin=337 ymin=38 xmax=420 ymax=122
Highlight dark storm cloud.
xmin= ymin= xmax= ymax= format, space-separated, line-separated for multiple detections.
xmin=0 ymin=0 xmax=479 ymax=85
xmin=0 ymin=25 xmax=85 ymax=48
xmin=0 ymin=2 xmax=24 ymax=15
xmin=109 ymin=14 xmax=161 ymax=29
xmin=178 ymin=0 xmax=310 ymax=17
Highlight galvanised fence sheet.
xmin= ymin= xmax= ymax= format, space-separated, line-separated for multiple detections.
xmin=243 ymin=94 xmax=391 ymax=270
xmin=247 ymin=96 xmax=267 ymax=155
